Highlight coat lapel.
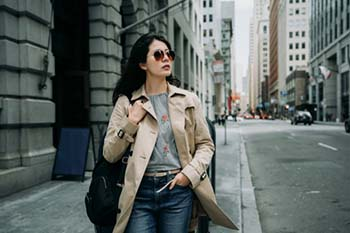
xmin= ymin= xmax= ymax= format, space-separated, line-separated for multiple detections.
xmin=131 ymin=85 xmax=157 ymax=121
xmin=168 ymin=84 xmax=192 ymax=167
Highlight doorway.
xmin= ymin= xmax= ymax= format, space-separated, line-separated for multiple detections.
xmin=51 ymin=0 xmax=90 ymax=147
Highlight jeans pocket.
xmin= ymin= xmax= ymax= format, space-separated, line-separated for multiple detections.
xmin=175 ymin=183 xmax=188 ymax=188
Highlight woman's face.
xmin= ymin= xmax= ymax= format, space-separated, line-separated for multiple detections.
xmin=141 ymin=39 xmax=174 ymax=79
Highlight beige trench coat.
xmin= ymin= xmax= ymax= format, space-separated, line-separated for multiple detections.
xmin=103 ymin=83 xmax=238 ymax=233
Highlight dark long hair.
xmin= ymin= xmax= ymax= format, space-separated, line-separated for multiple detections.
xmin=112 ymin=33 xmax=180 ymax=105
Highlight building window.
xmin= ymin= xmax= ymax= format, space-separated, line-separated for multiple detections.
xmin=302 ymin=42 xmax=305 ymax=49
xmin=302 ymin=54 xmax=306 ymax=60
xmin=296 ymin=54 xmax=299 ymax=60
xmin=289 ymin=55 xmax=293 ymax=61
xmin=209 ymin=14 xmax=213 ymax=22
xmin=302 ymin=0 xmax=305 ymax=2
xmin=330 ymin=29 xmax=333 ymax=42
xmin=263 ymin=25 xmax=267 ymax=33
xmin=296 ymin=0 xmax=299 ymax=3
xmin=203 ymin=29 xmax=207 ymax=37
xmin=335 ymin=24 xmax=338 ymax=38
xmin=209 ymin=0 xmax=212 ymax=7
xmin=295 ymin=9 xmax=299 ymax=14
xmin=209 ymin=29 xmax=213 ymax=37
xmin=341 ymin=72 xmax=349 ymax=97
xmin=296 ymin=31 xmax=299 ymax=37
xmin=289 ymin=43 xmax=293 ymax=49
xmin=302 ymin=31 xmax=305 ymax=37
xmin=289 ymin=32 xmax=293 ymax=38
xmin=203 ymin=15 xmax=207 ymax=22
xmin=203 ymin=0 xmax=206 ymax=8
xmin=296 ymin=43 xmax=299 ymax=49
xmin=341 ymin=47 xmax=346 ymax=64
xmin=289 ymin=8 xmax=294 ymax=15
xmin=335 ymin=1 xmax=338 ymax=18
xmin=290 ymin=0 xmax=293 ymax=3
xmin=340 ymin=19 xmax=343 ymax=35
xmin=289 ymin=66 xmax=293 ymax=71
xmin=301 ymin=7 xmax=306 ymax=15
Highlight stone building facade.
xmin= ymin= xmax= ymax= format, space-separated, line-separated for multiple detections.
xmin=0 ymin=0 xmax=209 ymax=197
xmin=309 ymin=0 xmax=350 ymax=122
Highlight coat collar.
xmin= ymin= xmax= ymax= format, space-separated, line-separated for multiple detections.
xmin=130 ymin=82 xmax=186 ymax=102
xmin=130 ymin=82 xmax=186 ymax=121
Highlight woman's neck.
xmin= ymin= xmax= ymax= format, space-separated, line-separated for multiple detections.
xmin=145 ymin=77 xmax=167 ymax=95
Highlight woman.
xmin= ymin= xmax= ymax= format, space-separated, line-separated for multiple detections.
xmin=103 ymin=33 xmax=237 ymax=233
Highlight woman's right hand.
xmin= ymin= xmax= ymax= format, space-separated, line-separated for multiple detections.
xmin=128 ymin=100 xmax=147 ymax=125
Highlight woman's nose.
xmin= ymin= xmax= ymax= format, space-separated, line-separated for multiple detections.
xmin=162 ymin=53 xmax=170 ymax=62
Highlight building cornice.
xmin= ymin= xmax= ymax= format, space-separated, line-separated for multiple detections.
xmin=309 ymin=31 xmax=350 ymax=64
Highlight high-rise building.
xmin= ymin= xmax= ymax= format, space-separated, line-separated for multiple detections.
xmin=202 ymin=0 xmax=222 ymax=49
xmin=309 ymin=0 xmax=350 ymax=122
xmin=201 ymin=0 xmax=235 ymax=119
xmin=248 ymin=0 xmax=269 ymax=113
xmin=221 ymin=0 xmax=235 ymax=114
xmin=248 ymin=18 xmax=257 ymax=111
xmin=201 ymin=0 xmax=222 ymax=119
xmin=257 ymin=18 xmax=270 ymax=109
xmin=278 ymin=0 xmax=309 ymax=108
xmin=269 ymin=0 xmax=279 ymax=115
xmin=256 ymin=0 xmax=270 ymax=112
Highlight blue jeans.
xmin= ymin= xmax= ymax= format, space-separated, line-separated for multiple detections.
xmin=125 ymin=173 xmax=193 ymax=233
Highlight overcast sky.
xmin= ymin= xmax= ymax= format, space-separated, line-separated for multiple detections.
xmin=234 ymin=0 xmax=253 ymax=90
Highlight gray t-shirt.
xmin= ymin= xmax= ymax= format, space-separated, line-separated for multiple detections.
xmin=146 ymin=93 xmax=182 ymax=172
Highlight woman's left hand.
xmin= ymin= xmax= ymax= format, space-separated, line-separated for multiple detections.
xmin=169 ymin=172 xmax=190 ymax=190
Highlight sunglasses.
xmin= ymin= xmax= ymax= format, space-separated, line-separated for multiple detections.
xmin=149 ymin=49 xmax=176 ymax=61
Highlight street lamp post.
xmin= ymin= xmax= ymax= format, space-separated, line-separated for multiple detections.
xmin=318 ymin=65 xmax=339 ymax=122
xmin=224 ymin=79 xmax=227 ymax=145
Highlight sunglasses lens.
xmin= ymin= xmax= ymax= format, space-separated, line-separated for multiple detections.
xmin=167 ymin=51 xmax=175 ymax=61
xmin=153 ymin=50 xmax=163 ymax=61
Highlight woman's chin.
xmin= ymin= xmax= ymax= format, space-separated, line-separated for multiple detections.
xmin=161 ymin=70 xmax=172 ymax=77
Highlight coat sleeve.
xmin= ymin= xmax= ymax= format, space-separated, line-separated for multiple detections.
xmin=181 ymin=94 xmax=215 ymax=189
xmin=103 ymin=95 xmax=139 ymax=163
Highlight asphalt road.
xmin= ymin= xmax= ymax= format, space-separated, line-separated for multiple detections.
xmin=240 ymin=119 xmax=350 ymax=233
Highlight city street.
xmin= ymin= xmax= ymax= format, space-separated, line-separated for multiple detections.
xmin=240 ymin=119 xmax=350 ymax=233
xmin=1 ymin=119 xmax=349 ymax=233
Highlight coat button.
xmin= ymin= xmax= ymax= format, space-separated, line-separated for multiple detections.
xmin=200 ymin=172 xmax=207 ymax=181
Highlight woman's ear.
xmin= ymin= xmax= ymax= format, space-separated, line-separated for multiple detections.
xmin=139 ymin=63 xmax=147 ymax=71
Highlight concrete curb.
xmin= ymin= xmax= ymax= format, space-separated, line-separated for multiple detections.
xmin=239 ymin=130 xmax=263 ymax=233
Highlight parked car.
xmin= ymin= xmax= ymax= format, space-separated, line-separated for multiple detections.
xmin=345 ymin=118 xmax=350 ymax=133
xmin=291 ymin=110 xmax=313 ymax=125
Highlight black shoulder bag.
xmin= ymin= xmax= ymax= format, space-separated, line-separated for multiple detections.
xmin=85 ymin=131 xmax=131 ymax=226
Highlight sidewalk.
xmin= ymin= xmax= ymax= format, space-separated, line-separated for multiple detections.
xmin=314 ymin=120 xmax=344 ymax=126
xmin=0 ymin=122 xmax=262 ymax=233
xmin=209 ymin=122 xmax=262 ymax=233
